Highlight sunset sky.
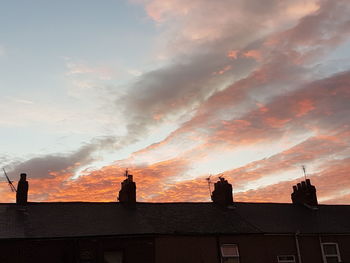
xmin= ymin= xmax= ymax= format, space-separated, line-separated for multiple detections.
xmin=1 ymin=0 xmax=350 ymax=204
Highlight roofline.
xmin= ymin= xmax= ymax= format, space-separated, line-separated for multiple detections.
xmin=2 ymin=232 xmax=350 ymax=241
xmin=0 ymin=201 xmax=349 ymax=206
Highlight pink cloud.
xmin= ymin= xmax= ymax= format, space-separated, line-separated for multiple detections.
xmin=243 ymin=50 xmax=262 ymax=61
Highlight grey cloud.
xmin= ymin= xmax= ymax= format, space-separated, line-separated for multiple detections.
xmin=5 ymin=136 xmax=116 ymax=179
xmin=224 ymin=70 xmax=349 ymax=142
xmin=0 ymin=154 xmax=10 ymax=166
xmin=176 ymin=0 xmax=350 ymax=132
xmin=108 ymin=0 xmax=350 ymax=161
xmin=116 ymin=50 xmax=256 ymax=145
xmin=285 ymin=0 xmax=350 ymax=46
xmin=112 ymin=0 xmax=321 ymax=148
xmin=146 ymin=69 xmax=350 ymax=185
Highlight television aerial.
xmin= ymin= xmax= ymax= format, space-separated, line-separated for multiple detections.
xmin=205 ymin=175 xmax=213 ymax=197
xmin=302 ymin=165 xmax=307 ymax=180
xmin=2 ymin=168 xmax=17 ymax=192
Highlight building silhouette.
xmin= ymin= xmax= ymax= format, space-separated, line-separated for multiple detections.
xmin=0 ymin=172 xmax=349 ymax=263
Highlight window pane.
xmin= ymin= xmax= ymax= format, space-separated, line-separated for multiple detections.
xmin=323 ymin=244 xmax=337 ymax=255
xmin=326 ymin=256 xmax=339 ymax=263
xmin=221 ymin=244 xmax=239 ymax=256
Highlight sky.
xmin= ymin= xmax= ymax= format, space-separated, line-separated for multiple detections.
xmin=0 ymin=0 xmax=350 ymax=204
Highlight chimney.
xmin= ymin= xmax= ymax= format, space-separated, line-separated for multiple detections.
xmin=211 ymin=177 xmax=233 ymax=206
xmin=16 ymin=173 xmax=29 ymax=205
xmin=291 ymin=179 xmax=318 ymax=206
xmin=118 ymin=170 xmax=136 ymax=205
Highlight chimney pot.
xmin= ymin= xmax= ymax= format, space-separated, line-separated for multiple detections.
xmin=301 ymin=181 xmax=307 ymax=189
xmin=291 ymin=179 xmax=318 ymax=206
xmin=16 ymin=173 xmax=28 ymax=205
xmin=306 ymin=179 xmax=311 ymax=186
xmin=211 ymin=177 xmax=233 ymax=206
xmin=118 ymin=171 xmax=136 ymax=205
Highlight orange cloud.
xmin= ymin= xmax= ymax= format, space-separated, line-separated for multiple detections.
xmin=243 ymin=50 xmax=262 ymax=61
xmin=264 ymin=117 xmax=291 ymax=128
xmin=295 ymin=99 xmax=315 ymax=117
xmin=234 ymin=157 xmax=350 ymax=204
xmin=148 ymin=177 xmax=210 ymax=202
xmin=2 ymin=127 xmax=348 ymax=205
xmin=20 ymin=157 xmax=190 ymax=203
xmin=227 ymin=50 xmax=238 ymax=59
xmin=213 ymin=65 xmax=232 ymax=75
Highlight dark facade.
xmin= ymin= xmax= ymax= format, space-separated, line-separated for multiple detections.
xmin=0 ymin=176 xmax=349 ymax=263
xmin=0 ymin=202 xmax=349 ymax=263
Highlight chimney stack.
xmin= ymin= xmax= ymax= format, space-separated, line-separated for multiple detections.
xmin=16 ymin=173 xmax=28 ymax=205
xmin=118 ymin=170 xmax=136 ymax=205
xmin=211 ymin=177 xmax=233 ymax=206
xmin=291 ymin=179 xmax=318 ymax=207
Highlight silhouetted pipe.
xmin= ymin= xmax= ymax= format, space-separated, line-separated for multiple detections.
xmin=295 ymin=232 xmax=302 ymax=263
xmin=16 ymin=173 xmax=28 ymax=205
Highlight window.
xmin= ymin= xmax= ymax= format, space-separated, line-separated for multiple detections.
xmin=321 ymin=243 xmax=341 ymax=263
xmin=221 ymin=244 xmax=240 ymax=263
xmin=277 ymin=255 xmax=296 ymax=263
xmin=103 ymin=251 xmax=123 ymax=263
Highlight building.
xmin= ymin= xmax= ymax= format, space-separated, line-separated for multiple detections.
xmin=0 ymin=172 xmax=349 ymax=263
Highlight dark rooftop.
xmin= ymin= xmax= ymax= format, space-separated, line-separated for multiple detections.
xmin=0 ymin=202 xmax=349 ymax=240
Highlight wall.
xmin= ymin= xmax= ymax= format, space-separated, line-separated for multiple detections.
xmin=0 ymin=236 xmax=154 ymax=263
xmin=155 ymin=235 xmax=219 ymax=263
xmin=0 ymin=233 xmax=349 ymax=263
xmin=156 ymin=234 xmax=350 ymax=263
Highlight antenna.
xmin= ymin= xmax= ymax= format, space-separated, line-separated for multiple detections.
xmin=206 ymin=175 xmax=212 ymax=197
xmin=125 ymin=168 xmax=129 ymax=177
xmin=2 ymin=168 xmax=17 ymax=192
xmin=302 ymin=165 xmax=307 ymax=180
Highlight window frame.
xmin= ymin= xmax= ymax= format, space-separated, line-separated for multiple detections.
xmin=277 ymin=255 xmax=296 ymax=263
xmin=220 ymin=243 xmax=240 ymax=263
xmin=321 ymin=242 xmax=341 ymax=263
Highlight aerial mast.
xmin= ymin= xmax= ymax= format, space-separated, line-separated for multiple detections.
xmin=206 ymin=175 xmax=212 ymax=197
xmin=302 ymin=165 xmax=307 ymax=181
xmin=2 ymin=168 xmax=17 ymax=192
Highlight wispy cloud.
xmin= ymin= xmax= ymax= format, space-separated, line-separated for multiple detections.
xmin=65 ymin=61 xmax=114 ymax=80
